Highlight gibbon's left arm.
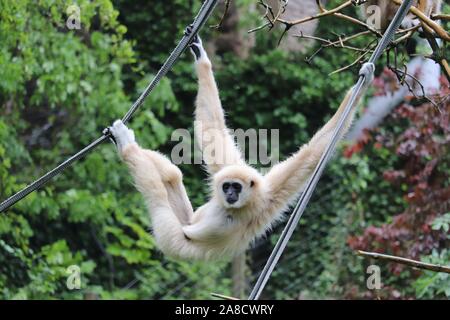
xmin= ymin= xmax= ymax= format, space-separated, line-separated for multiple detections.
xmin=265 ymin=63 xmax=375 ymax=213
xmin=189 ymin=34 xmax=245 ymax=175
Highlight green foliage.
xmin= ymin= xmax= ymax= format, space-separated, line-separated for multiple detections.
xmin=0 ymin=0 xmax=229 ymax=299
xmin=431 ymin=213 xmax=450 ymax=234
xmin=414 ymin=249 xmax=450 ymax=299
xmin=414 ymin=214 xmax=450 ymax=299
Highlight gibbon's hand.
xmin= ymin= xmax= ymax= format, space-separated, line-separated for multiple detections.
xmin=185 ymin=25 xmax=205 ymax=61
xmin=189 ymin=36 xmax=204 ymax=61
xmin=109 ymin=120 xmax=135 ymax=153
xmin=359 ymin=62 xmax=375 ymax=87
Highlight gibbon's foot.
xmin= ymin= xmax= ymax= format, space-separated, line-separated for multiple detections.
xmin=401 ymin=17 xmax=420 ymax=30
xmin=109 ymin=120 xmax=136 ymax=153
xmin=359 ymin=62 xmax=375 ymax=86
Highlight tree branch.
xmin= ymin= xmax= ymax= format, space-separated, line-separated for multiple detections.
xmin=390 ymin=0 xmax=450 ymax=41
xmin=211 ymin=292 xmax=240 ymax=300
xmin=211 ymin=0 xmax=232 ymax=29
xmin=420 ymin=22 xmax=450 ymax=83
xmin=329 ymin=39 xmax=376 ymax=75
xmin=431 ymin=14 xmax=450 ymax=21
xmin=388 ymin=64 xmax=442 ymax=112
xmin=357 ymin=250 xmax=450 ymax=274
xmin=295 ymin=32 xmax=372 ymax=53
xmin=277 ymin=0 xmax=352 ymax=27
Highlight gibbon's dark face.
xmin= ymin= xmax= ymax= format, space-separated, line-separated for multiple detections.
xmin=222 ymin=181 xmax=242 ymax=205
xmin=214 ymin=165 xmax=260 ymax=209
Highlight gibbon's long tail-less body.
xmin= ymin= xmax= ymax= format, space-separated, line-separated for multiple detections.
xmin=109 ymin=34 xmax=375 ymax=261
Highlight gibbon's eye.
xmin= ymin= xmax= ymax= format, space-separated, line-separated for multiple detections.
xmin=250 ymin=180 xmax=255 ymax=187
xmin=222 ymin=182 xmax=231 ymax=192
xmin=231 ymin=183 xmax=242 ymax=192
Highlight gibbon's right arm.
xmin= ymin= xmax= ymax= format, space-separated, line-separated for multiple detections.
xmin=265 ymin=63 xmax=375 ymax=214
xmin=110 ymin=120 xmax=209 ymax=260
xmin=190 ymin=34 xmax=245 ymax=175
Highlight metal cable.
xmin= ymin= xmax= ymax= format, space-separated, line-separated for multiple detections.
xmin=248 ymin=0 xmax=414 ymax=300
xmin=0 ymin=0 xmax=219 ymax=213
xmin=0 ymin=135 xmax=110 ymax=213
xmin=122 ymin=0 xmax=219 ymax=123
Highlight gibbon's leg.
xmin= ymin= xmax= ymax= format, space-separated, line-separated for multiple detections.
xmin=182 ymin=213 xmax=220 ymax=242
xmin=265 ymin=63 xmax=375 ymax=214
xmin=110 ymin=120 xmax=205 ymax=259
xmin=140 ymin=149 xmax=194 ymax=225
xmin=188 ymin=32 xmax=245 ymax=175
xmin=401 ymin=0 xmax=423 ymax=29
xmin=408 ymin=0 xmax=442 ymax=28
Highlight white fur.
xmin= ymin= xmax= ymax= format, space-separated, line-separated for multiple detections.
xmin=110 ymin=120 xmax=135 ymax=152
xmin=111 ymin=38 xmax=371 ymax=261
xmin=359 ymin=62 xmax=375 ymax=83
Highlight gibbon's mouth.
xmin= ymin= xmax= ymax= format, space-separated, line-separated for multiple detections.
xmin=226 ymin=197 xmax=238 ymax=205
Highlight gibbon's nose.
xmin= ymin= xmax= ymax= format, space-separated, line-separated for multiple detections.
xmin=226 ymin=192 xmax=238 ymax=204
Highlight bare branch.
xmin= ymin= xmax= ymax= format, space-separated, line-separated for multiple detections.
xmin=331 ymin=12 xmax=382 ymax=37
xmin=420 ymin=22 xmax=450 ymax=83
xmin=278 ymin=0 xmax=353 ymax=27
xmin=248 ymin=21 xmax=271 ymax=33
xmin=329 ymin=53 xmax=367 ymax=75
xmin=276 ymin=0 xmax=382 ymax=37
xmin=248 ymin=0 xmax=283 ymax=33
xmin=211 ymin=0 xmax=232 ymax=29
xmin=431 ymin=14 xmax=450 ymax=21
xmin=392 ymin=25 xmax=419 ymax=45
xmin=211 ymin=292 xmax=240 ymax=300
xmin=316 ymin=0 xmax=326 ymax=12
xmin=357 ymin=250 xmax=450 ymax=274
xmin=329 ymin=39 xmax=376 ymax=75
xmin=277 ymin=24 xmax=292 ymax=46
xmin=251 ymin=0 xmax=448 ymax=84
xmin=273 ymin=0 xmax=289 ymax=25
xmin=390 ymin=0 xmax=450 ymax=41
xmin=387 ymin=61 xmax=443 ymax=113
xmin=295 ymin=32 xmax=371 ymax=53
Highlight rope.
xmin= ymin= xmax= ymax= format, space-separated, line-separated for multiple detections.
xmin=248 ymin=0 xmax=414 ymax=300
xmin=0 ymin=0 xmax=219 ymax=213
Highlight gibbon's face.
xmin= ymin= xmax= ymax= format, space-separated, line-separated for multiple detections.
xmin=214 ymin=166 xmax=261 ymax=210
xmin=222 ymin=180 xmax=242 ymax=204
xmin=220 ymin=178 xmax=254 ymax=209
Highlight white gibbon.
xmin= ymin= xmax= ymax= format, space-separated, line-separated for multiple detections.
xmin=359 ymin=0 xmax=442 ymax=30
xmin=109 ymin=34 xmax=374 ymax=261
